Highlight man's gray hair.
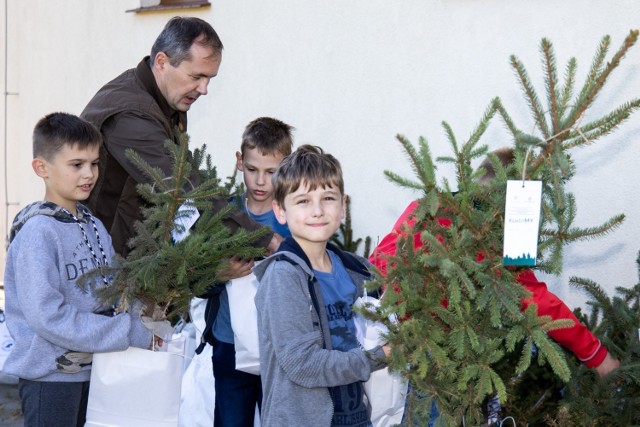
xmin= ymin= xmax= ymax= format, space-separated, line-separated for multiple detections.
xmin=150 ymin=16 xmax=223 ymax=67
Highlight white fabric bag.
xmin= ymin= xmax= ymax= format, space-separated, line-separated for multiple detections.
xmin=178 ymin=342 xmax=214 ymax=427
xmin=178 ymin=297 xmax=261 ymax=427
xmin=226 ymin=269 xmax=261 ymax=375
xmin=179 ymin=298 xmax=215 ymax=427
xmin=353 ymin=296 xmax=408 ymax=427
xmin=85 ymin=337 xmax=186 ymax=427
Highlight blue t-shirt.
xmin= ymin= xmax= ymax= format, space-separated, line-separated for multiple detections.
xmin=244 ymin=208 xmax=291 ymax=240
xmin=314 ymin=251 xmax=372 ymax=427
xmin=213 ymin=196 xmax=290 ymax=343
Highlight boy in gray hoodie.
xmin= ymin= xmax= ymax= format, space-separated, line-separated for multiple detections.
xmin=3 ymin=112 xmax=153 ymax=427
xmin=253 ymin=145 xmax=390 ymax=427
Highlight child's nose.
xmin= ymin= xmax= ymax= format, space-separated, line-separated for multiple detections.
xmin=311 ymin=201 xmax=323 ymax=216
xmin=84 ymin=165 xmax=96 ymax=178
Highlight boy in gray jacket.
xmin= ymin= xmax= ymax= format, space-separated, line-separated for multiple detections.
xmin=254 ymin=145 xmax=390 ymax=427
xmin=3 ymin=112 xmax=153 ymax=427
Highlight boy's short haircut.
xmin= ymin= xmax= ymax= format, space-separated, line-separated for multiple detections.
xmin=33 ymin=112 xmax=102 ymax=161
xmin=478 ymin=146 xmax=515 ymax=181
xmin=241 ymin=117 xmax=294 ymax=158
xmin=273 ymin=144 xmax=343 ymax=206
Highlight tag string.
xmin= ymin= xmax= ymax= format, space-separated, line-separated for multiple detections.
xmin=522 ymin=146 xmax=533 ymax=187
xmin=522 ymin=114 xmax=591 ymax=187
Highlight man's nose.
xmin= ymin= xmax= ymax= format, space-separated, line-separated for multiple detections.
xmin=196 ymin=78 xmax=209 ymax=95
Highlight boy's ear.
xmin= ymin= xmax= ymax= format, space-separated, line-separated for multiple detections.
xmin=341 ymin=195 xmax=346 ymax=220
xmin=32 ymin=157 xmax=48 ymax=178
xmin=235 ymin=151 xmax=244 ymax=172
xmin=273 ymin=200 xmax=287 ymax=225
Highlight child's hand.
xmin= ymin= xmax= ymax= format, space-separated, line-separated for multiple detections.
xmin=149 ymin=335 xmax=164 ymax=350
xmin=266 ymin=233 xmax=284 ymax=256
xmin=382 ymin=344 xmax=392 ymax=358
xmin=595 ymin=352 xmax=620 ymax=378
xmin=217 ymin=255 xmax=254 ymax=281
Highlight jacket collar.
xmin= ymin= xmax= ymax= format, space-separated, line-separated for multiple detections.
xmin=136 ymin=56 xmax=187 ymax=133
xmin=277 ymin=237 xmax=371 ymax=278
xmin=9 ymin=201 xmax=87 ymax=244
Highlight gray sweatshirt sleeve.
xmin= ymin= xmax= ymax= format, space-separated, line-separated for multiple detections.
xmin=10 ymin=220 xmax=152 ymax=353
xmin=257 ymin=261 xmax=375 ymax=388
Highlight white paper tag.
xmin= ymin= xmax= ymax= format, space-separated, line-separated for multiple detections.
xmin=503 ymin=180 xmax=542 ymax=267
xmin=171 ymin=200 xmax=200 ymax=243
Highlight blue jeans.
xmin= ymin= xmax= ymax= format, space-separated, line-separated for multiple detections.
xmin=401 ymin=381 xmax=440 ymax=427
xmin=19 ymin=379 xmax=90 ymax=427
xmin=211 ymin=338 xmax=262 ymax=427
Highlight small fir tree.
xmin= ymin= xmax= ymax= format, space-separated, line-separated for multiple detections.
xmin=331 ymin=194 xmax=372 ymax=258
xmin=366 ymin=30 xmax=640 ymax=426
xmin=90 ymin=131 xmax=269 ymax=320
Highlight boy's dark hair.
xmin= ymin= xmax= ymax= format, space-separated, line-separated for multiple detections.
xmin=477 ymin=147 xmax=515 ymax=183
xmin=151 ymin=16 xmax=223 ymax=67
xmin=273 ymin=144 xmax=343 ymax=206
xmin=33 ymin=112 xmax=102 ymax=161
xmin=241 ymin=117 xmax=294 ymax=158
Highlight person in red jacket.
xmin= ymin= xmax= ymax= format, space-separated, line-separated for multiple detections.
xmin=369 ymin=199 xmax=619 ymax=377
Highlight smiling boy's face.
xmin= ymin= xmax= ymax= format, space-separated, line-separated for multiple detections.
xmin=32 ymin=143 xmax=100 ymax=215
xmin=273 ymin=180 xmax=345 ymax=253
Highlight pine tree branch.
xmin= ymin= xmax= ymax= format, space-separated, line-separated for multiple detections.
xmin=557 ymin=58 xmax=577 ymax=120
xmin=566 ymin=30 xmax=638 ymax=130
xmin=510 ymin=54 xmax=551 ymax=138
xmin=542 ymin=38 xmax=561 ymax=134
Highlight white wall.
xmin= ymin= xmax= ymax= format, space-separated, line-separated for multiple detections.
xmin=1 ymin=0 xmax=639 ymax=310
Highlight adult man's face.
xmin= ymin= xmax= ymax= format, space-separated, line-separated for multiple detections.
xmin=153 ymin=41 xmax=222 ymax=112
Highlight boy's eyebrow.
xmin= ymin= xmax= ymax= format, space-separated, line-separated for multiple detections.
xmin=66 ymin=155 xmax=100 ymax=163
xmin=291 ymin=186 xmax=341 ymax=198
xmin=243 ymin=161 xmax=277 ymax=170
xmin=290 ymin=192 xmax=308 ymax=200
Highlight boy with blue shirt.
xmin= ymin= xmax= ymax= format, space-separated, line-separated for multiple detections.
xmin=3 ymin=112 xmax=154 ymax=427
xmin=203 ymin=117 xmax=294 ymax=427
xmin=254 ymin=145 xmax=390 ymax=427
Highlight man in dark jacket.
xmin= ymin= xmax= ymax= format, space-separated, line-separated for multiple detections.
xmin=82 ymin=16 xmax=278 ymax=257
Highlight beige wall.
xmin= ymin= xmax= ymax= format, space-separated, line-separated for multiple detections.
xmin=1 ymin=0 xmax=639 ymax=310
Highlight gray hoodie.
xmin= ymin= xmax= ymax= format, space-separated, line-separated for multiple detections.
xmin=3 ymin=201 xmax=152 ymax=382
xmin=253 ymin=238 xmax=387 ymax=427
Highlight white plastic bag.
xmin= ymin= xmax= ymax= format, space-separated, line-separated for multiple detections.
xmin=353 ymin=296 xmax=408 ymax=427
xmin=173 ymin=319 xmax=197 ymax=372
xmin=226 ymin=270 xmax=260 ymax=375
xmin=85 ymin=337 xmax=186 ymax=427
xmin=178 ymin=297 xmax=261 ymax=427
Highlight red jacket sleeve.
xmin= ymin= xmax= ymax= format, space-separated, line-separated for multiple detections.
xmin=369 ymin=201 xmax=420 ymax=276
xmin=517 ymin=270 xmax=607 ymax=368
